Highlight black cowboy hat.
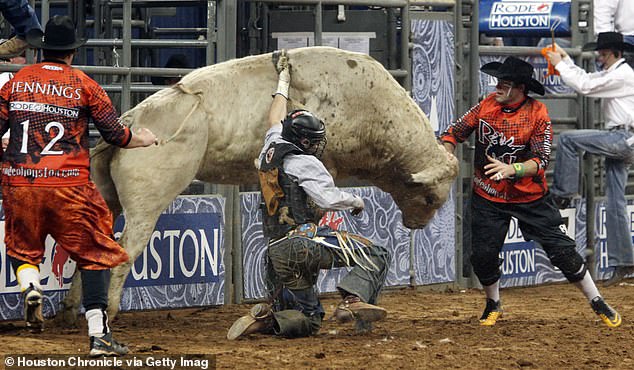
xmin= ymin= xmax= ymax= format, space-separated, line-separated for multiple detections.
xmin=480 ymin=56 xmax=545 ymax=96
xmin=25 ymin=15 xmax=86 ymax=50
xmin=582 ymin=32 xmax=634 ymax=52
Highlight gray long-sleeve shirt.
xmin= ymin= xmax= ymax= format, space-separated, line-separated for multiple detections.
xmin=257 ymin=124 xmax=364 ymax=210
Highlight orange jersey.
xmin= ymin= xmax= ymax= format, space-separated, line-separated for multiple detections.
xmin=0 ymin=61 xmax=131 ymax=186
xmin=440 ymin=94 xmax=552 ymax=203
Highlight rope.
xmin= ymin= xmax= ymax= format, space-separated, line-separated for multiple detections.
xmin=159 ymin=82 xmax=204 ymax=145
xmin=273 ymin=49 xmax=303 ymax=110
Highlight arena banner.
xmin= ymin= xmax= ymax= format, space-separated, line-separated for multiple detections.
xmin=411 ymin=19 xmax=457 ymax=284
xmin=0 ymin=195 xmax=225 ymax=321
xmin=479 ymin=0 xmax=571 ymax=37
xmin=593 ymin=201 xmax=634 ymax=281
xmin=115 ymin=196 xmax=225 ymax=311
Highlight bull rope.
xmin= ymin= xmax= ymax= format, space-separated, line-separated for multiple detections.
xmin=161 ymin=83 xmax=205 ymax=145
xmin=89 ymin=83 xmax=204 ymax=161
xmin=273 ymin=49 xmax=303 ymax=111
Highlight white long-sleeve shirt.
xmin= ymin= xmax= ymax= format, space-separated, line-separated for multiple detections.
xmin=555 ymin=56 xmax=634 ymax=132
xmin=257 ymin=124 xmax=364 ymax=210
xmin=594 ymin=0 xmax=634 ymax=36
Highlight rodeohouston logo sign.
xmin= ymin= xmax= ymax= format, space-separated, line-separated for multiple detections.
xmin=479 ymin=0 xmax=571 ymax=37
xmin=114 ymin=213 xmax=222 ymax=287
xmin=490 ymin=2 xmax=552 ymax=29
xmin=500 ymin=209 xmax=576 ymax=280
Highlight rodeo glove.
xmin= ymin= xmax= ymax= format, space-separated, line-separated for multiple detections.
xmin=351 ymin=196 xmax=365 ymax=216
xmin=275 ymin=67 xmax=291 ymax=99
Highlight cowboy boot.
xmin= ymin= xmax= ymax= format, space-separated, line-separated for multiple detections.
xmin=0 ymin=37 xmax=28 ymax=58
xmin=227 ymin=303 xmax=274 ymax=340
xmin=334 ymin=295 xmax=387 ymax=324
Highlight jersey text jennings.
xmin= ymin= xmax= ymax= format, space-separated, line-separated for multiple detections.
xmin=10 ymin=80 xmax=82 ymax=100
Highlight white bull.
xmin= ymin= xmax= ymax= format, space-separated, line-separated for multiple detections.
xmin=60 ymin=46 xmax=458 ymax=322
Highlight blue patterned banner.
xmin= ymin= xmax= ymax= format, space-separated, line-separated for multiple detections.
xmin=412 ymin=19 xmax=455 ymax=135
xmin=117 ymin=213 xmax=222 ymax=287
xmin=593 ymin=201 xmax=634 ymax=281
xmin=411 ymin=19 xmax=457 ymax=285
xmin=116 ymin=196 xmax=226 ymax=311
xmin=499 ymin=200 xmax=634 ymax=287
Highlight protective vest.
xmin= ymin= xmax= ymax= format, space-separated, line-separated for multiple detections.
xmin=258 ymin=142 xmax=322 ymax=239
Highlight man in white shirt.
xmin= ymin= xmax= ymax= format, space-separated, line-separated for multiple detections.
xmin=594 ymin=0 xmax=634 ymax=66
xmin=594 ymin=0 xmax=634 ymax=44
xmin=546 ymin=32 xmax=634 ymax=286
xmin=227 ymin=53 xmax=390 ymax=340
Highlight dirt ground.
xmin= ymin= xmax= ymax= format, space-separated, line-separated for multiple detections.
xmin=1 ymin=282 xmax=633 ymax=370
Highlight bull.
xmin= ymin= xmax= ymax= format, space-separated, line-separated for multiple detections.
xmin=60 ymin=46 xmax=458 ymax=322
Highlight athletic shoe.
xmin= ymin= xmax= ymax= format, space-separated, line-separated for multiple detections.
xmin=479 ymin=298 xmax=503 ymax=326
xmin=603 ymin=266 xmax=634 ymax=287
xmin=0 ymin=37 xmax=28 ymax=58
xmin=89 ymin=332 xmax=129 ymax=357
xmin=227 ymin=303 xmax=273 ymax=340
xmin=23 ymin=284 xmax=44 ymax=332
xmin=590 ymin=297 xmax=622 ymax=328
xmin=334 ymin=296 xmax=387 ymax=323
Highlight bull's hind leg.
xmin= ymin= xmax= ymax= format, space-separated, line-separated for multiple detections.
xmin=106 ymin=127 xmax=208 ymax=319
xmin=57 ymin=271 xmax=82 ymax=327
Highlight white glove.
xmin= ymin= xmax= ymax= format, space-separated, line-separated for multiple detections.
xmin=351 ymin=196 xmax=365 ymax=216
xmin=275 ymin=67 xmax=290 ymax=99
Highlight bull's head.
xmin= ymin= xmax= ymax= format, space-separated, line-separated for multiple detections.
xmin=391 ymin=179 xmax=454 ymax=229
xmin=385 ymin=150 xmax=458 ymax=229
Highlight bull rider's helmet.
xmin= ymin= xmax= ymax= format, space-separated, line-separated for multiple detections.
xmin=281 ymin=109 xmax=327 ymax=158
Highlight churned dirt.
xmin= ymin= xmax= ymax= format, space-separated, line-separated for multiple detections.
xmin=1 ymin=282 xmax=633 ymax=370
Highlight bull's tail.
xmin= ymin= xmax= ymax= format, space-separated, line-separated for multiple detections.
xmin=90 ymin=139 xmax=122 ymax=219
